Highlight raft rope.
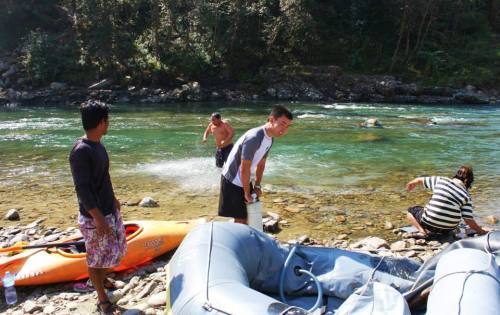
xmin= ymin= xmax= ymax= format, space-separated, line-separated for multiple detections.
xmin=279 ymin=244 xmax=323 ymax=313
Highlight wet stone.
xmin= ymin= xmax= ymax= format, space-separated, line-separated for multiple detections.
xmin=285 ymin=206 xmax=300 ymax=213
xmin=297 ymin=235 xmax=310 ymax=244
xmin=484 ymin=215 xmax=499 ymax=225
xmin=4 ymin=208 xmax=20 ymax=221
xmin=390 ymin=240 xmax=407 ymax=251
xmin=336 ymin=234 xmax=349 ymax=240
xmin=384 ymin=221 xmax=394 ymax=230
xmin=139 ymin=197 xmax=159 ymax=207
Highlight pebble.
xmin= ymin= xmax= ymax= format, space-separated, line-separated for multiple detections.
xmin=285 ymin=206 xmax=300 ymax=213
xmin=147 ymin=292 xmax=166 ymax=307
xmin=484 ymin=215 xmax=499 ymax=224
xmin=390 ymin=240 xmax=407 ymax=251
xmin=335 ymin=215 xmax=346 ymax=223
xmin=336 ymin=234 xmax=349 ymax=240
xmin=4 ymin=208 xmax=20 ymax=220
xmin=139 ymin=197 xmax=159 ymax=207
xmin=43 ymin=305 xmax=56 ymax=314
xmin=137 ymin=282 xmax=156 ymax=299
xmin=23 ymin=301 xmax=42 ymax=313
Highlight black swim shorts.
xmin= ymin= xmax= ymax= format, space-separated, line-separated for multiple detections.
xmin=215 ymin=144 xmax=234 ymax=168
xmin=218 ymin=175 xmax=247 ymax=219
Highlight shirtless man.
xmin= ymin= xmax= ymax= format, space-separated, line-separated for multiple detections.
xmin=202 ymin=112 xmax=235 ymax=168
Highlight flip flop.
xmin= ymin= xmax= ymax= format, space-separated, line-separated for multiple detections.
xmin=73 ymin=281 xmax=93 ymax=293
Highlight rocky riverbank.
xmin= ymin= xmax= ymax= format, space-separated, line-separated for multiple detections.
xmin=0 ymin=54 xmax=498 ymax=107
xmin=0 ymin=215 xmax=483 ymax=315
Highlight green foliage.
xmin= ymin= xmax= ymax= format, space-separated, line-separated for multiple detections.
xmin=1 ymin=0 xmax=498 ymax=87
xmin=23 ymin=31 xmax=81 ymax=84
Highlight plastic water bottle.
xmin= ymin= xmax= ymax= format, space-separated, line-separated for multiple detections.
xmin=3 ymin=271 xmax=17 ymax=305
xmin=247 ymin=193 xmax=263 ymax=232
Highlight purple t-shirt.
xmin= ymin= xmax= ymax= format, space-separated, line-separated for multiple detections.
xmin=69 ymin=138 xmax=115 ymax=217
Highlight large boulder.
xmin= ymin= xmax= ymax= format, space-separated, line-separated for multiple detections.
xmin=171 ymin=81 xmax=202 ymax=101
xmin=359 ymin=118 xmax=382 ymax=128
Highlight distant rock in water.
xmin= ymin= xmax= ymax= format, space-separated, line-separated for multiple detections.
xmin=359 ymin=118 xmax=382 ymax=128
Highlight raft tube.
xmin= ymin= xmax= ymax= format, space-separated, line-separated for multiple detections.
xmin=166 ymin=222 xmax=420 ymax=315
xmin=426 ymin=248 xmax=500 ymax=315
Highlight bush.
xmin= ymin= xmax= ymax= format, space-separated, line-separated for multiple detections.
xmin=23 ymin=31 xmax=81 ymax=84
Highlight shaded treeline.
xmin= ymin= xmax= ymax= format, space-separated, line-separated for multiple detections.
xmin=0 ymin=0 xmax=499 ymax=87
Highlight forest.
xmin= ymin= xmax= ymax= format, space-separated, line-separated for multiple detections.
xmin=1 ymin=0 xmax=499 ymax=88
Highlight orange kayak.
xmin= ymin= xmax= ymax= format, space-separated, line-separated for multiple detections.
xmin=0 ymin=219 xmax=203 ymax=286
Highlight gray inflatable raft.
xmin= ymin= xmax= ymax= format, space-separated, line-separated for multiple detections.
xmin=166 ymin=222 xmax=421 ymax=314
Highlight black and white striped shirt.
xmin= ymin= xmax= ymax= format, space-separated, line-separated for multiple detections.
xmin=422 ymin=176 xmax=473 ymax=230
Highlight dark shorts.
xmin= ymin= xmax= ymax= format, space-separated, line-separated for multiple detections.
xmin=215 ymin=144 xmax=234 ymax=168
xmin=407 ymin=206 xmax=454 ymax=234
xmin=218 ymin=175 xmax=248 ymax=219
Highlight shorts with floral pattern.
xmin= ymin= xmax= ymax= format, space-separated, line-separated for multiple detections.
xmin=78 ymin=211 xmax=127 ymax=269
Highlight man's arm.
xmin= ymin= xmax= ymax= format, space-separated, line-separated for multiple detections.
xmin=222 ymin=122 xmax=234 ymax=145
xmin=464 ymin=218 xmax=489 ymax=235
xmin=202 ymin=123 xmax=212 ymax=144
xmin=241 ymin=160 xmax=252 ymax=203
xmin=406 ymin=177 xmax=424 ymax=191
xmin=254 ymin=158 xmax=266 ymax=197
xmin=87 ymin=208 xmax=113 ymax=235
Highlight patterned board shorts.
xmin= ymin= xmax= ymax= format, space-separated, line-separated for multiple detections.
xmin=78 ymin=211 xmax=127 ymax=269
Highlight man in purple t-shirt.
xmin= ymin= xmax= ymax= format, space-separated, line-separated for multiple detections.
xmin=69 ymin=100 xmax=125 ymax=315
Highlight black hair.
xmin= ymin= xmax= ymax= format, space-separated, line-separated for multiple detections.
xmin=211 ymin=112 xmax=221 ymax=119
xmin=270 ymin=105 xmax=293 ymax=120
xmin=454 ymin=165 xmax=474 ymax=189
xmin=80 ymin=100 xmax=109 ymax=131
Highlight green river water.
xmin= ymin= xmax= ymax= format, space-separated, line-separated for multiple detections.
xmin=1 ymin=102 xmax=499 ymax=240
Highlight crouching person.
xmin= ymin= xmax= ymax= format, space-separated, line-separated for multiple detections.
xmin=405 ymin=165 xmax=490 ymax=238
